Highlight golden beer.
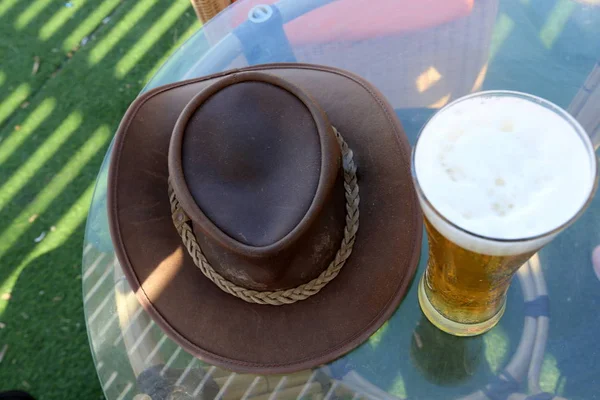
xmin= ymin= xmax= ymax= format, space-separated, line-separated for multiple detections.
xmin=422 ymin=218 xmax=535 ymax=325
xmin=413 ymin=91 xmax=597 ymax=336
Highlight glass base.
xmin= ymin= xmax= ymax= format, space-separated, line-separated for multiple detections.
xmin=418 ymin=275 xmax=505 ymax=337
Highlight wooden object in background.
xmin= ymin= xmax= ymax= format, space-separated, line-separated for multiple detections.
xmin=190 ymin=0 xmax=232 ymax=23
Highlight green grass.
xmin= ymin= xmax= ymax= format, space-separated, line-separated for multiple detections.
xmin=0 ymin=0 xmax=200 ymax=398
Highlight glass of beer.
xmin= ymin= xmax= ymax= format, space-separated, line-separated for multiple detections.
xmin=412 ymin=91 xmax=598 ymax=336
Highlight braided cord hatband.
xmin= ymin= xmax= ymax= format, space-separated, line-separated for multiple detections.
xmin=168 ymin=127 xmax=359 ymax=305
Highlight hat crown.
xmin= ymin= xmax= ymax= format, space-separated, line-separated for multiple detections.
xmin=168 ymin=72 xmax=345 ymax=291
xmin=182 ymin=80 xmax=321 ymax=247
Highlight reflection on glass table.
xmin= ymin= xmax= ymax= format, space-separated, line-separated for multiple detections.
xmin=83 ymin=0 xmax=600 ymax=398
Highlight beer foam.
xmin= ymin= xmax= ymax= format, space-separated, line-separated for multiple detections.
xmin=415 ymin=94 xmax=596 ymax=255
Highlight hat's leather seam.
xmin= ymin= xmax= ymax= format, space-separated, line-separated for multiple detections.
xmin=109 ymin=64 xmax=421 ymax=371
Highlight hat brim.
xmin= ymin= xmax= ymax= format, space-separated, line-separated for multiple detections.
xmin=108 ymin=64 xmax=422 ymax=374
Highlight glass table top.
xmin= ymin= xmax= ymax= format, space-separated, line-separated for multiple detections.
xmin=82 ymin=0 xmax=600 ymax=399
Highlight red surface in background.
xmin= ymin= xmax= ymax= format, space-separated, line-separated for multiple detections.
xmin=230 ymin=0 xmax=474 ymax=44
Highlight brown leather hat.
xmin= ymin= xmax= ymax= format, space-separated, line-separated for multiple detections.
xmin=108 ymin=64 xmax=422 ymax=374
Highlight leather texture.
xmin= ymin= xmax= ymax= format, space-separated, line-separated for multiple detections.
xmin=108 ymin=63 xmax=422 ymax=374
xmin=168 ymin=72 xmax=344 ymax=291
